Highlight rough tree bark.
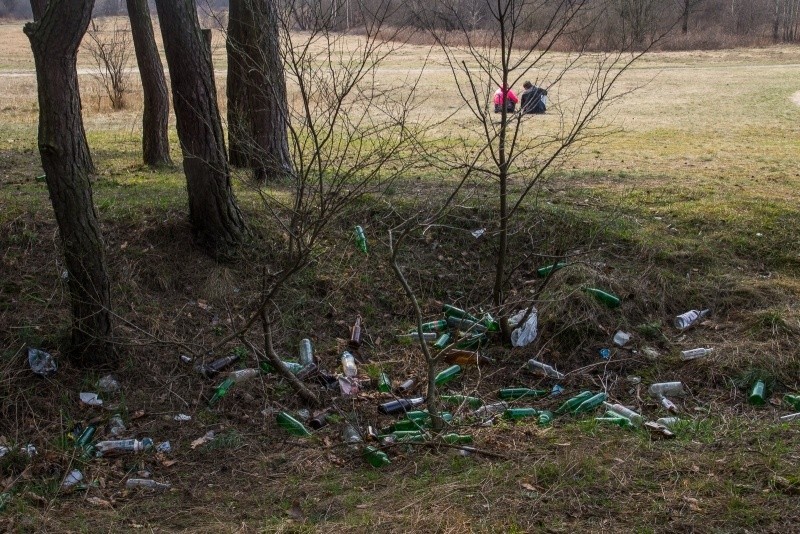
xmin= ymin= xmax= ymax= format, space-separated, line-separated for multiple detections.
xmin=227 ymin=0 xmax=292 ymax=181
xmin=154 ymin=0 xmax=248 ymax=255
xmin=30 ymin=0 xmax=45 ymax=20
xmin=126 ymin=0 xmax=171 ymax=166
xmin=25 ymin=0 xmax=114 ymax=362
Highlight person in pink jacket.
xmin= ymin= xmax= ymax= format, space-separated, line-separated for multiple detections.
xmin=493 ymin=85 xmax=519 ymax=113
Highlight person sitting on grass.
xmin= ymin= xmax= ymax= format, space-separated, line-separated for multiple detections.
xmin=493 ymin=84 xmax=518 ymax=113
xmin=520 ymin=80 xmax=548 ymax=114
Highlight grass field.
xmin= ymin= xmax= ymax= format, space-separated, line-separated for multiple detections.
xmin=1 ymin=18 xmax=800 ymax=533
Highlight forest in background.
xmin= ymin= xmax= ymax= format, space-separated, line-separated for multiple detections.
xmin=1 ymin=0 xmax=799 ymax=50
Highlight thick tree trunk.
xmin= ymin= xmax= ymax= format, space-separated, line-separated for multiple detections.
xmin=127 ymin=0 xmax=171 ymax=167
xmin=154 ymin=0 xmax=248 ymax=255
xmin=25 ymin=0 xmax=113 ymax=362
xmin=227 ymin=0 xmax=293 ymax=181
xmin=30 ymin=0 xmax=46 ymax=20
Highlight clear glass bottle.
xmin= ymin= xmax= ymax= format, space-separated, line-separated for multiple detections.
xmin=527 ymin=359 xmax=565 ymax=380
xmin=299 ymin=339 xmax=314 ymax=367
xmin=341 ymin=351 xmax=358 ymax=378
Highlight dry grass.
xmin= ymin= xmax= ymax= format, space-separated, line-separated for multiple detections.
xmin=1 ymin=20 xmax=800 ymax=532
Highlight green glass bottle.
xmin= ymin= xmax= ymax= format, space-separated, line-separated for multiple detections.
xmin=75 ymin=425 xmax=97 ymax=448
xmin=784 ymin=394 xmax=800 ymax=411
xmin=391 ymin=419 xmax=425 ymax=432
xmin=276 ymin=412 xmax=312 ymax=437
xmin=574 ymin=392 xmax=607 ymax=414
xmin=441 ymin=433 xmax=473 ymax=444
xmin=354 ymin=225 xmax=368 ymax=254
xmin=583 ymin=287 xmax=621 ymax=308
xmin=503 ymin=407 xmax=541 ymax=420
xmin=260 ymin=360 xmax=304 ymax=375
xmin=595 ymin=414 xmax=634 ymax=428
xmin=433 ymin=333 xmax=452 ymax=350
xmin=420 ymin=320 xmax=449 ymax=333
xmin=364 ymin=446 xmax=390 ymax=467
xmin=434 ymin=365 xmax=462 ymax=386
xmin=394 ymin=431 xmax=428 ymax=443
xmin=209 ymin=377 xmax=235 ymax=406
xmin=748 ymin=380 xmax=767 ymax=406
xmin=480 ymin=313 xmax=501 ymax=333
xmin=536 ymin=262 xmax=568 ymax=278
xmin=377 ymin=372 xmax=392 ymax=393
xmin=442 ymin=304 xmax=480 ymax=322
xmin=555 ymin=391 xmax=594 ymax=414
xmin=498 ymin=388 xmax=549 ymax=400
xmin=404 ymin=410 xmax=431 ymax=421
xmin=440 ymin=395 xmax=484 ymax=409
xmin=537 ymin=411 xmax=554 ymax=426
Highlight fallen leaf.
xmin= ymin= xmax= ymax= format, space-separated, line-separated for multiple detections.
xmin=86 ymin=497 xmax=111 ymax=507
xmin=520 ymin=482 xmax=538 ymax=491
xmin=162 ymin=460 xmax=178 ymax=468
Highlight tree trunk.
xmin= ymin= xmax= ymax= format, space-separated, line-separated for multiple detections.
xmin=30 ymin=0 xmax=45 ymax=20
xmin=154 ymin=0 xmax=248 ymax=256
xmin=25 ymin=0 xmax=113 ymax=362
xmin=126 ymin=0 xmax=171 ymax=167
xmin=227 ymin=0 xmax=293 ymax=181
xmin=682 ymin=0 xmax=690 ymax=33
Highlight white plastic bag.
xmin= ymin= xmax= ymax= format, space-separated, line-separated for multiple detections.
xmin=510 ymin=308 xmax=538 ymax=347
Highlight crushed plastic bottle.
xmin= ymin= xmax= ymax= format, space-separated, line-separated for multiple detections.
xmin=342 ymin=424 xmax=362 ymax=444
xmin=94 ymin=438 xmax=154 ymax=456
xmin=28 ymin=347 xmax=57 ymax=376
xmin=674 ymin=309 xmax=710 ymax=330
xmin=61 ymin=469 xmax=84 ymax=489
xmin=526 ymin=359 xmax=565 ymax=380
xmin=97 ymin=375 xmax=120 ymax=394
xmin=613 ymin=331 xmax=631 ymax=347
xmin=680 ymin=347 xmax=714 ymax=360
xmin=108 ymin=414 xmax=126 ymax=437
xmin=126 ymin=479 xmax=171 ymax=491
xmin=473 ymin=401 xmax=509 ymax=417
xmin=79 ymin=392 xmax=103 ymax=407
xmin=341 ymin=351 xmax=358 ymax=378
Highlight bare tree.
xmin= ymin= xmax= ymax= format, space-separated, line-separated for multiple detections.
xmin=25 ymin=0 xmax=114 ymax=362
xmin=391 ymin=0 xmax=666 ymax=344
xmin=127 ymin=0 xmax=172 ymax=166
xmin=210 ymin=0 xmax=425 ymax=404
xmin=84 ymin=17 xmax=132 ymax=110
xmin=675 ymin=0 xmax=706 ymax=33
xmin=154 ymin=0 xmax=249 ymax=256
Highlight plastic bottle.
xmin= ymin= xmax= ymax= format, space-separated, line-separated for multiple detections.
xmin=229 ymin=368 xmax=260 ymax=382
xmin=126 ymin=479 xmax=171 ymax=490
xmin=648 ymin=382 xmax=684 ymax=397
xmin=656 ymin=417 xmax=680 ymax=428
xmin=526 ymin=359 xmax=565 ymax=380
xmin=536 ymin=262 xmax=567 ymax=278
xmin=397 ymin=332 xmax=438 ymax=342
xmin=433 ymin=333 xmax=452 ymax=350
xmin=342 ymin=424 xmax=362 ymax=443
xmin=95 ymin=438 xmax=154 ymax=455
xmin=784 ymin=394 xmax=800 ymax=411
xmin=498 ymin=388 xmax=549 ymax=400
xmin=349 ymin=316 xmax=362 ymax=348
xmin=377 ymin=397 xmax=425 ymax=415
xmin=674 ymin=309 xmax=710 ymax=330
xmin=439 ymin=395 xmax=484 ymax=409
xmin=680 ymin=347 xmax=713 ymax=360
xmin=779 ymin=413 xmax=800 ymax=422
xmin=442 ymin=304 xmax=480 ymax=322
xmin=555 ymin=391 xmax=594 ymax=414
xmin=354 ymin=225 xmax=367 ymax=254
xmin=61 ymin=469 xmax=84 ymax=489
xmin=445 ymin=316 xmax=487 ymax=333
xmin=299 ymin=339 xmax=314 ymax=367
xmin=603 ymin=402 xmax=643 ymax=427
xmin=473 ymin=401 xmax=509 ymax=417
xmin=377 ymin=372 xmax=392 ymax=393
xmin=364 ymin=446 xmax=390 ymax=467
xmin=195 ymin=353 xmax=240 ymax=378
xmin=574 ymin=392 xmax=607 ymax=414
xmin=341 ymin=351 xmax=358 ymax=378
xmin=659 ymin=396 xmax=678 ymax=413
xmin=583 ymin=287 xmax=621 ymax=308
xmin=748 ymin=380 xmax=767 ymax=406
xmin=503 ymin=407 xmax=541 ymax=420
xmin=434 ymin=365 xmax=462 ymax=386
xmin=276 ymin=412 xmax=312 ymax=437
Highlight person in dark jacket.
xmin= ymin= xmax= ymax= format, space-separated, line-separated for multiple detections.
xmin=520 ymin=81 xmax=547 ymax=114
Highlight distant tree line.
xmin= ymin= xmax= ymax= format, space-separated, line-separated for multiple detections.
xmin=3 ymin=0 xmax=798 ymax=47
